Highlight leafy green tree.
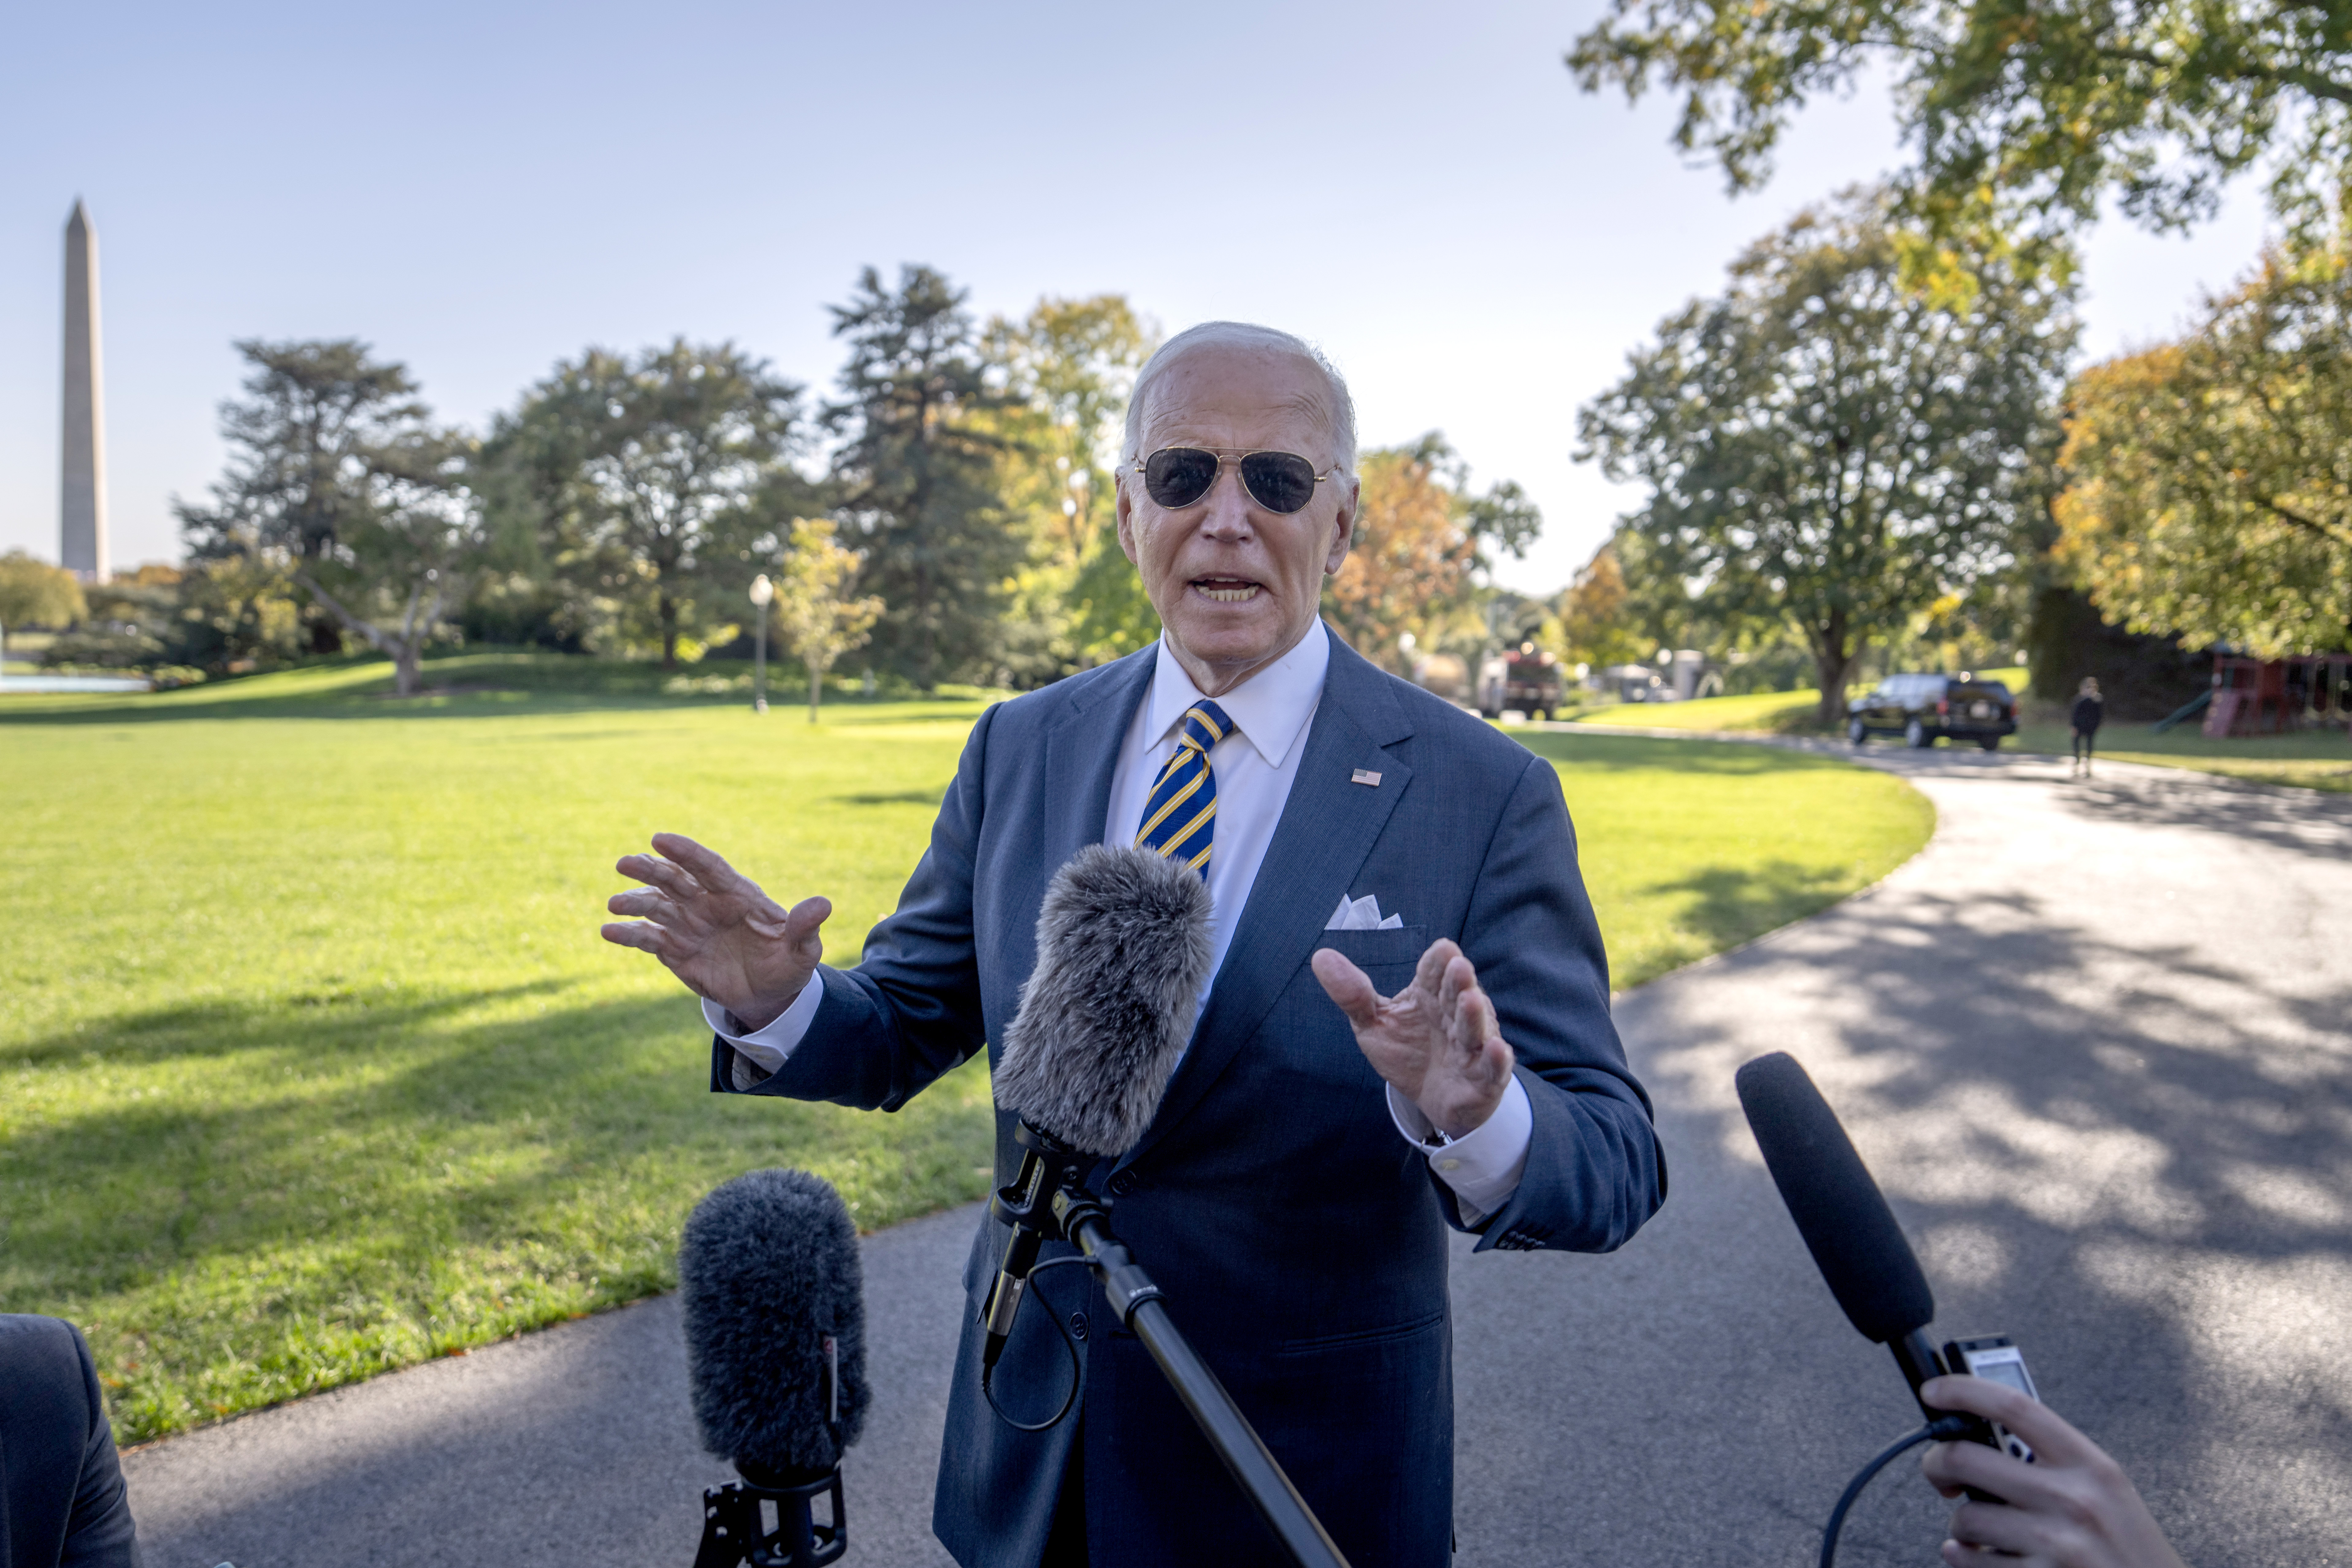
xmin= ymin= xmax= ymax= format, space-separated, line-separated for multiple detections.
xmin=0 ymin=552 xmax=87 ymax=633
xmin=1577 ymin=190 xmax=2077 ymax=723
xmin=170 ymin=559 xmax=308 ymax=673
xmin=1323 ymin=433 xmax=1542 ymax=670
xmin=1568 ymin=0 xmax=2352 ymax=254
xmin=1552 ymin=544 xmax=1650 ymax=670
xmin=40 ymin=563 xmax=307 ymax=677
xmin=484 ymin=341 xmax=807 ymax=668
xmin=825 ymin=266 xmax=1021 ymax=691
xmin=1597 ymin=524 xmax=1763 ymax=669
xmin=2055 ymin=254 xmax=2352 ymax=655
xmin=177 ymin=340 xmax=492 ymax=695
xmin=771 ymin=517 xmax=885 ymax=721
xmin=1065 ymin=519 xmax=1166 ymax=666
xmin=984 ymin=295 xmax=1161 ymax=675
xmin=177 ymin=339 xmax=415 ymax=656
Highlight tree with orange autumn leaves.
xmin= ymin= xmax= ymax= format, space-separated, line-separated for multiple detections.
xmin=1323 ymin=433 xmax=1539 ymax=671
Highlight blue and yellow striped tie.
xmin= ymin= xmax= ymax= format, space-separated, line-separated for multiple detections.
xmin=1135 ymin=700 xmax=1233 ymax=880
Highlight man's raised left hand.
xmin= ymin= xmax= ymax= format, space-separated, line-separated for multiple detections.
xmin=1312 ymin=939 xmax=1515 ymax=1138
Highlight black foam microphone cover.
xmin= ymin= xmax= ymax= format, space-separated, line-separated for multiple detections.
xmin=679 ymin=1167 xmax=870 ymax=1478
xmin=1735 ymin=1051 xmax=1935 ymax=1345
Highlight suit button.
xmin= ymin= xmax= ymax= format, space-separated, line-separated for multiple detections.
xmin=1108 ymin=1171 xmax=1138 ymax=1197
xmin=1068 ymin=1311 xmax=1089 ymax=1341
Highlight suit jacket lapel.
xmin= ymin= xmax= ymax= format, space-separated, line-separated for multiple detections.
xmin=990 ymin=649 xmax=1155 ymax=1058
xmin=1119 ymin=635 xmax=1415 ymax=1169
xmin=1038 ymin=647 xmax=1156 ymax=877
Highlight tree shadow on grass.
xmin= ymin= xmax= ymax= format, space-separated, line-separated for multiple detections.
xmin=0 ymin=981 xmax=570 ymax=1068
xmin=1640 ymin=858 xmax=1855 ymax=955
xmin=832 ymin=784 xmax=952 ymax=807
xmin=2 ymin=984 xmax=996 ymax=1441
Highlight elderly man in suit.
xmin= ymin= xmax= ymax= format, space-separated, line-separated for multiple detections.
xmin=603 ymin=322 xmax=1666 ymax=1568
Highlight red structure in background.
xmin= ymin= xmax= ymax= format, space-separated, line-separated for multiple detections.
xmin=2204 ymin=653 xmax=2352 ymax=736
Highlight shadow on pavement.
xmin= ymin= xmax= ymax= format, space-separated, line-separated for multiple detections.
xmin=122 ymin=1207 xmax=976 ymax=1568
xmin=1452 ymin=758 xmax=2350 ymax=1568
xmin=2055 ymin=767 xmax=2352 ymax=856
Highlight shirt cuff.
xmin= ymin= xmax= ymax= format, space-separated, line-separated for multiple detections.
xmin=1386 ymin=1075 xmax=1533 ymax=1226
xmin=702 ymin=976 xmax=823 ymax=1077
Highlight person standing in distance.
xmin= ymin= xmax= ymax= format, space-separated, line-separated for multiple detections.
xmin=601 ymin=323 xmax=1665 ymax=1568
xmin=2071 ymin=677 xmax=2105 ymax=777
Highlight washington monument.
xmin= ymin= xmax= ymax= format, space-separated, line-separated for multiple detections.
xmin=62 ymin=200 xmax=110 ymax=584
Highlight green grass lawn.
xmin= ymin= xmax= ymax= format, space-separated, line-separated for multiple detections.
xmin=1519 ymin=731 xmax=1933 ymax=987
xmin=1573 ymin=685 xmax=1832 ymax=733
xmin=1 ymin=651 xmax=1931 ymax=1442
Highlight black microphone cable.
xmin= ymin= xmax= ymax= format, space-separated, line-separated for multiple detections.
xmin=1818 ymin=1414 xmax=1976 ymax=1568
xmin=978 ymin=1254 xmax=1091 ymax=1432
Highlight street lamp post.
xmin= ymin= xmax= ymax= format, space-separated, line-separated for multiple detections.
xmin=749 ymin=573 xmax=774 ymax=715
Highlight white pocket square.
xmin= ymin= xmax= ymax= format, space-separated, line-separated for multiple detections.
xmin=1325 ymin=893 xmax=1404 ymax=931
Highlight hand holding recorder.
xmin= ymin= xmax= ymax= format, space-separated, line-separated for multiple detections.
xmin=1919 ymin=1374 xmax=2189 ymax=1568
xmin=1734 ymin=1053 xmax=2189 ymax=1568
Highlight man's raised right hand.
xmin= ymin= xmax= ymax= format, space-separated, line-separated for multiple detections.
xmin=601 ymin=832 xmax=830 ymax=1031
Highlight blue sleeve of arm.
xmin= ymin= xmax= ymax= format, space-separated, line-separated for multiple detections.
xmin=1445 ymin=753 xmax=1667 ymax=1254
xmin=65 ymin=1320 xmax=142 ymax=1568
xmin=709 ymin=703 xmax=998 ymax=1113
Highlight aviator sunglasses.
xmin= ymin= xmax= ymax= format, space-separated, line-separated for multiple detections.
xmin=1129 ymin=447 xmax=1339 ymax=516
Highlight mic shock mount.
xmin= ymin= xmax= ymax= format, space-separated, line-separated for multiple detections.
xmin=692 ymin=1463 xmax=845 ymax=1568
xmin=980 ymin=1121 xmax=1091 ymax=1371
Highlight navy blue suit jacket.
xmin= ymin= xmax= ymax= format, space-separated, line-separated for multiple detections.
xmin=0 ymin=1316 xmax=141 ymax=1568
xmin=714 ymin=630 xmax=1665 ymax=1568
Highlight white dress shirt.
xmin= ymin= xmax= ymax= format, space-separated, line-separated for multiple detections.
xmin=707 ymin=620 xmax=1531 ymax=1217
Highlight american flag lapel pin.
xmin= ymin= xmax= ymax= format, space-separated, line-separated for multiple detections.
xmin=1351 ymin=768 xmax=1382 ymax=787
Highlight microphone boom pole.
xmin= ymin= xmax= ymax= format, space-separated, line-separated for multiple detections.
xmin=985 ymin=1123 xmax=1351 ymax=1568
xmin=982 ymin=846 xmax=1349 ymax=1567
xmin=1056 ymin=1190 xmax=1348 ymax=1568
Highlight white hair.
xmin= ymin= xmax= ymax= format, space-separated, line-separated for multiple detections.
xmin=1119 ymin=321 xmax=1357 ymax=476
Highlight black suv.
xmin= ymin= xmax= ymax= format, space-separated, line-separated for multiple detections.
xmin=1848 ymin=673 xmax=2018 ymax=750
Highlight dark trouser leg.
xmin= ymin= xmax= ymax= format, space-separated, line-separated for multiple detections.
xmin=1038 ymin=1425 xmax=1086 ymax=1567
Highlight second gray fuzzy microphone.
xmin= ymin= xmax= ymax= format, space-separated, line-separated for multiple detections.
xmin=993 ymin=842 xmax=1216 ymax=1155
xmin=978 ymin=844 xmax=1213 ymax=1379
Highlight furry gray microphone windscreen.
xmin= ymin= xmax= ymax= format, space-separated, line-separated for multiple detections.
xmin=679 ymin=1167 xmax=871 ymax=1481
xmin=992 ymin=843 xmax=1215 ymax=1156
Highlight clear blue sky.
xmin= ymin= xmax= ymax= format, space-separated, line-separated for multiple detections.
xmin=0 ymin=0 xmax=2271 ymax=594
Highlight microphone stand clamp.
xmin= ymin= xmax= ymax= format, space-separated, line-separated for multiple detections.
xmin=980 ymin=1121 xmax=1090 ymax=1370
xmin=692 ymin=1463 xmax=846 ymax=1568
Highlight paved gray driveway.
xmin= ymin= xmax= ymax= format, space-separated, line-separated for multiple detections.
xmin=124 ymin=748 xmax=2352 ymax=1566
